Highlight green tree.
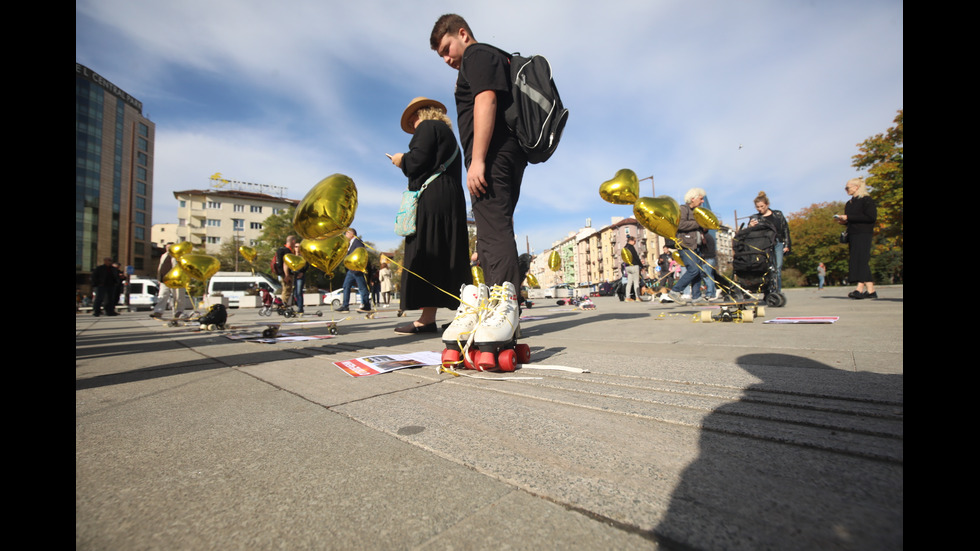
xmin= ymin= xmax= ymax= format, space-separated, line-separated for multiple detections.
xmin=852 ymin=109 xmax=903 ymax=247
xmin=784 ymin=201 xmax=850 ymax=286
xmin=851 ymin=109 xmax=903 ymax=282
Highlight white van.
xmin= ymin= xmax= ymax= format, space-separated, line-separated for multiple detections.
xmin=207 ymin=272 xmax=281 ymax=307
xmin=119 ymin=278 xmax=160 ymax=310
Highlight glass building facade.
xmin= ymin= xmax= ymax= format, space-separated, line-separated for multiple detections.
xmin=76 ymin=63 xmax=155 ymax=290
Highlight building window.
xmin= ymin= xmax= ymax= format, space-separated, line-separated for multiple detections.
xmin=138 ymin=122 xmax=149 ymax=137
xmin=250 ymin=205 xmax=263 ymax=213
xmin=138 ymin=137 xmax=148 ymax=151
xmin=135 ymin=197 xmax=146 ymax=210
xmin=178 ymin=218 xmax=186 ymax=227
xmin=206 ymin=219 xmax=221 ymax=227
xmin=206 ymin=236 xmax=221 ymax=244
xmin=207 ymin=201 xmax=221 ymax=209
xmin=232 ymin=219 xmax=244 ymax=231
xmin=137 ymin=152 xmax=147 ymax=166
xmin=234 ymin=204 xmax=245 ymax=212
xmin=179 ymin=200 xmax=186 ymax=208
xmin=135 ymin=227 xmax=145 ymax=240
xmin=136 ymin=182 xmax=147 ymax=195
xmin=250 ymin=222 xmax=263 ymax=230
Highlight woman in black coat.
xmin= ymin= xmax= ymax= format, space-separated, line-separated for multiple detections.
xmin=389 ymin=97 xmax=470 ymax=333
xmin=836 ymin=178 xmax=878 ymax=299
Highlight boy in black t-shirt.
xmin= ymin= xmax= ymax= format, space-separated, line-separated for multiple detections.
xmin=430 ymin=14 xmax=527 ymax=349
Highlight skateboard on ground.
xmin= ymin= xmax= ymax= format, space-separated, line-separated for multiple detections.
xmin=261 ymin=316 xmax=348 ymax=338
xmin=363 ymin=308 xmax=405 ymax=319
xmin=159 ymin=312 xmax=201 ymax=327
xmin=698 ymin=301 xmax=766 ymax=323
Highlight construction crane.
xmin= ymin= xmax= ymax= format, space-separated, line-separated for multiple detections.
xmin=209 ymin=172 xmax=288 ymax=197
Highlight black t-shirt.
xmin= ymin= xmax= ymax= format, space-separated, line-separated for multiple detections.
xmin=624 ymin=244 xmax=642 ymax=266
xmin=456 ymin=44 xmax=518 ymax=166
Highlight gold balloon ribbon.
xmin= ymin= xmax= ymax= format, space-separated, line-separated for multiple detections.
xmin=673 ymin=244 xmax=758 ymax=299
xmin=358 ymin=242 xmax=478 ymax=313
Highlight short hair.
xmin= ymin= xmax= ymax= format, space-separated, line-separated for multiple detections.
xmin=847 ymin=178 xmax=870 ymax=197
xmin=347 ymin=228 xmax=357 ymax=236
xmin=416 ymin=106 xmax=452 ymax=128
xmin=430 ymin=14 xmax=474 ymax=50
xmin=754 ymin=191 xmax=770 ymax=206
xmin=683 ymin=188 xmax=706 ymax=205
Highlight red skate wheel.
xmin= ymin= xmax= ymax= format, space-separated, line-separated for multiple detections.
xmin=463 ymin=349 xmax=479 ymax=370
xmin=515 ymin=344 xmax=531 ymax=364
xmin=441 ymin=348 xmax=460 ymax=368
xmin=498 ymin=349 xmax=517 ymax=372
xmin=477 ymin=351 xmax=496 ymax=371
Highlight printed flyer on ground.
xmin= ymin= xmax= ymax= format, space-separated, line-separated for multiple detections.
xmin=334 ymin=351 xmax=443 ymax=377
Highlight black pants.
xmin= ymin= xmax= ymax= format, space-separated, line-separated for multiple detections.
xmin=471 ymin=146 xmax=527 ymax=291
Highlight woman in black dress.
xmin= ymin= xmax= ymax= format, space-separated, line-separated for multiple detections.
xmin=389 ymin=97 xmax=470 ymax=333
xmin=836 ymin=178 xmax=878 ymax=299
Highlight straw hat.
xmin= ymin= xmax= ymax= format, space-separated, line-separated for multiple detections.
xmin=400 ymin=97 xmax=447 ymax=134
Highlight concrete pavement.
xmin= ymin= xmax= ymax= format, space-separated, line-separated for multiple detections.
xmin=76 ymin=285 xmax=903 ymax=550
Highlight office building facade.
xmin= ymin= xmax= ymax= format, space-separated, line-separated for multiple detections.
xmin=76 ymin=63 xmax=155 ymax=289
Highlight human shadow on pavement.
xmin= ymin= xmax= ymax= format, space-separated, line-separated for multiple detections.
xmin=652 ymin=353 xmax=903 ymax=550
xmin=519 ymin=311 xmax=649 ymax=337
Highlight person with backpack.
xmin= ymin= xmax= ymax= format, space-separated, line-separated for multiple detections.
xmin=429 ymin=13 xmax=528 ymax=346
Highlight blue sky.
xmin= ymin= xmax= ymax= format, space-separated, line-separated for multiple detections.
xmin=76 ymin=0 xmax=903 ymax=254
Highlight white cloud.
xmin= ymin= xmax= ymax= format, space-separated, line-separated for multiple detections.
xmin=78 ymin=0 xmax=903 ymax=254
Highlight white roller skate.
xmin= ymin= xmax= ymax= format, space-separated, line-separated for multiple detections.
xmin=472 ymin=281 xmax=529 ymax=372
xmin=440 ymin=283 xmax=488 ymax=370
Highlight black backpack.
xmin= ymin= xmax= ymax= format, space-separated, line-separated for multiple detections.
xmin=200 ymin=303 xmax=228 ymax=325
xmin=468 ymin=45 xmax=569 ymax=164
xmin=504 ymin=51 xmax=568 ymax=164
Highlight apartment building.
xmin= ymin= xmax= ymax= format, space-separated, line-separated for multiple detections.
xmin=173 ymin=189 xmax=297 ymax=254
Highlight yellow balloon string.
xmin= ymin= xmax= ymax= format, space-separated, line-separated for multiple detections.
xmin=359 ymin=242 xmax=475 ymax=311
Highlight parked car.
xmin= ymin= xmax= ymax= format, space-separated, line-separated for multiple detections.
xmin=596 ymin=282 xmax=615 ymax=296
xmin=323 ymin=287 xmax=359 ymax=310
xmin=118 ymin=278 xmax=160 ymax=310
xmin=207 ymin=272 xmax=281 ymax=307
xmin=544 ymin=284 xmax=574 ymax=299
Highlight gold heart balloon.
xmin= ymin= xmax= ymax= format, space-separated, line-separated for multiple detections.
xmin=239 ymin=245 xmax=258 ymax=263
xmin=293 ymin=174 xmax=358 ymax=240
xmin=162 ymin=265 xmax=190 ymax=289
xmin=599 ymin=169 xmax=640 ymax=205
xmin=284 ymin=253 xmax=307 ymax=272
xmin=471 ymin=265 xmax=485 ymax=285
xmin=298 ymin=234 xmax=348 ymax=273
xmin=526 ymin=272 xmax=540 ymax=288
xmin=621 ymin=247 xmax=634 ymax=265
xmin=179 ymin=254 xmax=221 ymax=282
xmin=169 ymin=242 xmax=193 ymax=259
xmin=344 ymin=246 xmax=369 ymax=273
xmin=633 ymin=196 xmax=680 ymax=239
xmin=548 ymin=250 xmax=562 ymax=272
xmin=693 ymin=207 xmax=721 ymax=230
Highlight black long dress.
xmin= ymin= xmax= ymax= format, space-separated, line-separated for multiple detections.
xmin=399 ymin=119 xmax=470 ymax=311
